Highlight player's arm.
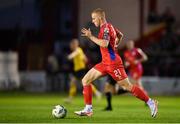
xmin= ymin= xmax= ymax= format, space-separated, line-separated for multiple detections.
xmin=81 ymin=28 xmax=109 ymax=48
xmin=67 ymin=49 xmax=79 ymax=60
xmin=136 ymin=48 xmax=148 ymax=63
xmin=115 ymin=28 xmax=123 ymax=47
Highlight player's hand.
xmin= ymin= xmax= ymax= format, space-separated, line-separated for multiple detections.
xmin=115 ymin=28 xmax=123 ymax=47
xmin=81 ymin=28 xmax=92 ymax=38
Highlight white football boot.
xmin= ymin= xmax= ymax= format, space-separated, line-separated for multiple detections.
xmin=147 ymin=99 xmax=158 ymax=118
xmin=74 ymin=106 xmax=93 ymax=117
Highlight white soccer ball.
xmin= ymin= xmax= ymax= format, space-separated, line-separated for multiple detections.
xmin=52 ymin=105 xmax=67 ymax=118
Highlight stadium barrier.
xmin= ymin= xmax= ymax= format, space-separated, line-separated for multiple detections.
xmin=142 ymin=77 xmax=180 ymax=95
xmin=20 ymin=71 xmax=69 ymax=92
xmin=1 ymin=63 xmax=180 ymax=95
xmin=19 ymin=72 xmax=180 ymax=95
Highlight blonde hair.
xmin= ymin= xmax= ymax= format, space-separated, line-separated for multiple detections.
xmin=92 ymin=8 xmax=106 ymax=19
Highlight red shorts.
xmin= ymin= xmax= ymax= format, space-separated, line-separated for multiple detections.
xmin=129 ymin=68 xmax=143 ymax=80
xmin=94 ymin=62 xmax=127 ymax=81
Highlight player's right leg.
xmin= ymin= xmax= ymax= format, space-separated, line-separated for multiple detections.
xmin=74 ymin=67 xmax=104 ymax=117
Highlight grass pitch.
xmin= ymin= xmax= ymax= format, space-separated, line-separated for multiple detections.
xmin=0 ymin=92 xmax=180 ymax=123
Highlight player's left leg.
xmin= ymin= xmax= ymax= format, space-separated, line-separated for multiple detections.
xmin=117 ymin=78 xmax=158 ymax=118
xmin=135 ymin=78 xmax=148 ymax=95
xmin=130 ymin=71 xmax=148 ymax=96
xmin=108 ymin=65 xmax=158 ymax=118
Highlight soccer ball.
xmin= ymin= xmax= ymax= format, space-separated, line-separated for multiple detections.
xmin=52 ymin=105 xmax=67 ymax=118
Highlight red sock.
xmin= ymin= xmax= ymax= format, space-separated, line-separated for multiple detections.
xmin=134 ymin=82 xmax=148 ymax=96
xmin=131 ymin=85 xmax=149 ymax=102
xmin=83 ymin=85 xmax=92 ymax=104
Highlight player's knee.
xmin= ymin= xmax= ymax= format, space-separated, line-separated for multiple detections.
xmin=117 ymin=79 xmax=133 ymax=91
xmin=82 ymin=77 xmax=88 ymax=86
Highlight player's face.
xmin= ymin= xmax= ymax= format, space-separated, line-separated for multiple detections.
xmin=127 ymin=41 xmax=134 ymax=50
xmin=70 ymin=42 xmax=76 ymax=51
xmin=91 ymin=13 xmax=100 ymax=27
xmin=70 ymin=42 xmax=74 ymax=51
xmin=70 ymin=41 xmax=78 ymax=51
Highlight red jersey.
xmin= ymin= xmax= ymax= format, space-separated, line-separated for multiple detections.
xmin=98 ymin=23 xmax=123 ymax=65
xmin=124 ymin=48 xmax=143 ymax=72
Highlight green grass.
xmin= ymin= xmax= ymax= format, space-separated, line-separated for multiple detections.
xmin=0 ymin=92 xmax=180 ymax=123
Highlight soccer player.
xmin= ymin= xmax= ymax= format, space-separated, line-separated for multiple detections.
xmin=74 ymin=8 xmax=158 ymax=118
xmin=124 ymin=40 xmax=148 ymax=94
xmin=65 ymin=39 xmax=102 ymax=103
xmin=104 ymin=41 xmax=148 ymax=111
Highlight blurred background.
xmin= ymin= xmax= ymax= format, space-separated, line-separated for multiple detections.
xmin=0 ymin=0 xmax=180 ymax=95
